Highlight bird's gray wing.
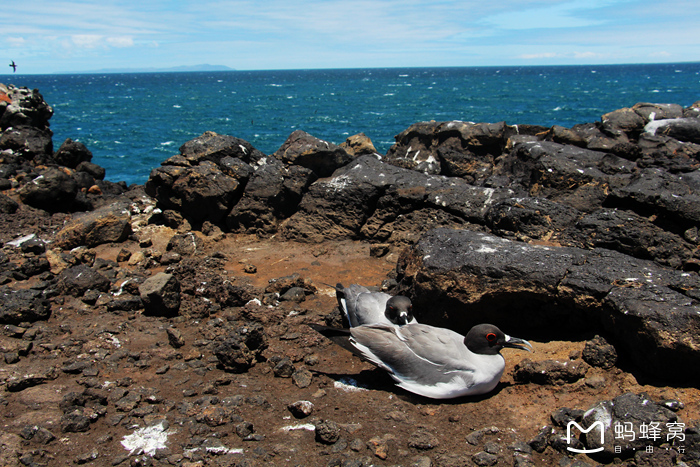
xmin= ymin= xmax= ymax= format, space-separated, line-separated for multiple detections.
xmin=350 ymin=324 xmax=474 ymax=386
xmin=354 ymin=291 xmax=392 ymax=325
xmin=337 ymin=284 xmax=371 ymax=327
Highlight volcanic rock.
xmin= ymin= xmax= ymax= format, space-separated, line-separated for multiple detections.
xmin=54 ymin=202 xmax=133 ymax=249
xmin=17 ymin=167 xmax=80 ymax=211
xmin=139 ymin=272 xmax=181 ymax=316
xmin=0 ymin=287 xmax=51 ymax=324
xmin=0 ymin=85 xmax=53 ymax=130
xmin=57 ymin=264 xmax=111 ymax=297
xmin=225 ymin=155 xmax=316 ymax=236
xmin=395 ymin=228 xmax=700 ymax=380
xmin=576 ymin=392 xmax=679 ymax=458
xmin=53 ymin=138 xmax=93 ymax=169
xmin=273 ymin=129 xmax=353 ymax=178
xmin=0 ymin=126 xmax=53 ymax=162
xmin=214 ymin=323 xmax=268 ymax=373
xmin=281 ymin=154 xmax=512 ymax=244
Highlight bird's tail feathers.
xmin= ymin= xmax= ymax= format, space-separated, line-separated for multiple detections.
xmin=308 ymin=324 xmax=363 ymax=358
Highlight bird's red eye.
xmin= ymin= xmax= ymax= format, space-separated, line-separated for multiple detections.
xmin=486 ymin=333 xmax=497 ymax=342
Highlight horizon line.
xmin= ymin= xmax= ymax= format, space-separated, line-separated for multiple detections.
xmin=2 ymin=60 xmax=699 ymax=77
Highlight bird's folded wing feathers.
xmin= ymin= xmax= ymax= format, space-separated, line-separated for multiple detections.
xmin=355 ymin=292 xmax=391 ymax=325
xmin=349 ymin=324 xmax=475 ymax=384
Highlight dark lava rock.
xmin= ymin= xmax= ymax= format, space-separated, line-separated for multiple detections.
xmin=608 ymin=168 xmax=700 ymax=233
xmin=646 ymin=117 xmax=700 ymax=144
xmin=581 ymin=335 xmax=618 ymax=369
xmin=17 ymin=167 xmax=79 ymax=212
xmin=472 ymin=451 xmax=498 ymax=466
xmin=6 ymin=373 xmax=53 ymax=392
xmin=147 ymin=160 xmax=248 ymax=225
xmin=0 ymin=287 xmax=51 ymax=324
xmin=500 ymin=140 xmax=635 ymax=206
xmin=54 ymin=202 xmax=133 ymax=249
xmin=19 ymin=235 xmax=46 ymax=254
xmin=61 ymin=410 xmax=92 ymax=433
xmin=466 ymin=426 xmax=500 ymax=446
xmin=57 ymin=264 xmax=111 ymax=297
xmin=292 ymin=367 xmax=313 ymax=388
xmin=139 ymin=272 xmax=181 ymax=316
xmin=165 ymin=327 xmax=185 ymax=348
xmin=0 ymin=125 xmax=53 ymax=161
xmin=571 ymin=208 xmax=694 ymax=268
xmin=0 ymin=85 xmax=53 ymax=130
xmin=106 ymin=294 xmax=143 ymax=312
xmin=314 ymin=419 xmax=341 ymax=445
xmin=0 ymin=193 xmax=19 ymax=213
xmin=287 ymin=400 xmax=314 ymax=418
xmin=145 ymin=131 xmax=265 ymax=227
xmin=76 ymin=161 xmax=105 ymax=180
xmin=395 ymin=228 xmax=700 ymax=381
xmin=279 ymin=286 xmax=306 ymax=302
xmin=385 ymin=120 xmax=511 ymax=179
xmin=486 ymin=196 xmax=579 ymax=240
xmin=226 ymin=156 xmax=316 ymax=236
xmin=550 ymin=408 xmax=585 ymax=428
xmin=273 ymin=129 xmax=353 ymax=178
xmin=20 ymin=256 xmax=50 ymax=277
xmin=53 ymin=138 xmax=92 ymax=169
xmin=214 ymin=323 xmax=268 ymax=373
xmin=408 ymin=428 xmax=440 ymax=450
xmin=575 ymin=392 xmax=679 ymax=458
xmin=166 ymin=232 xmax=203 ymax=257
xmin=528 ymin=426 xmax=553 ymax=453
xmin=272 ymin=356 xmax=295 ymax=378
xmin=282 ymin=154 xmax=512 ymax=244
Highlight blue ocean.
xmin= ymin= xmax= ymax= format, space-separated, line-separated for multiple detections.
xmin=4 ymin=63 xmax=700 ymax=185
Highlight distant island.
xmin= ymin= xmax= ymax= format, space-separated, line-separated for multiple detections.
xmin=66 ymin=64 xmax=235 ymax=74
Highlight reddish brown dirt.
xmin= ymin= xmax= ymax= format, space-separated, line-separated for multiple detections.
xmin=2 ymin=217 xmax=700 ymax=466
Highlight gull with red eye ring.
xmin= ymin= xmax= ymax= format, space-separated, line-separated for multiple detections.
xmin=309 ymin=322 xmax=532 ymax=399
xmin=331 ymin=283 xmax=416 ymax=327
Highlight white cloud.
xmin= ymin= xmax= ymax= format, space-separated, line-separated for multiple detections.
xmin=573 ymin=51 xmax=599 ymax=59
xmin=71 ymin=34 xmax=103 ymax=48
xmin=107 ymin=36 xmax=135 ymax=48
xmin=7 ymin=37 xmax=26 ymax=47
xmin=518 ymin=52 xmax=559 ymax=59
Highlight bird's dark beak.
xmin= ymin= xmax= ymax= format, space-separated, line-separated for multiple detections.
xmin=503 ymin=335 xmax=533 ymax=352
xmin=397 ymin=312 xmax=409 ymax=325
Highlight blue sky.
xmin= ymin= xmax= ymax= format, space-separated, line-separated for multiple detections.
xmin=3 ymin=0 xmax=699 ymax=74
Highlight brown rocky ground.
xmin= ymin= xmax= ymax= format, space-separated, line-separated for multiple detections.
xmin=1 ymin=204 xmax=700 ymax=467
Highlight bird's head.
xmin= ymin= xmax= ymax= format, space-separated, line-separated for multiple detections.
xmin=384 ymin=295 xmax=414 ymax=326
xmin=465 ymin=323 xmax=532 ymax=355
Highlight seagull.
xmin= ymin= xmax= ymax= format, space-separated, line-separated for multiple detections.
xmin=9 ymin=61 xmax=17 ymax=73
xmin=332 ymin=283 xmax=416 ymax=327
xmin=309 ymin=322 xmax=532 ymax=399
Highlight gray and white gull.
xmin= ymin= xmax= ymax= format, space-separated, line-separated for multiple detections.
xmin=332 ymin=283 xmax=416 ymax=327
xmin=310 ymin=322 xmax=532 ymax=399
